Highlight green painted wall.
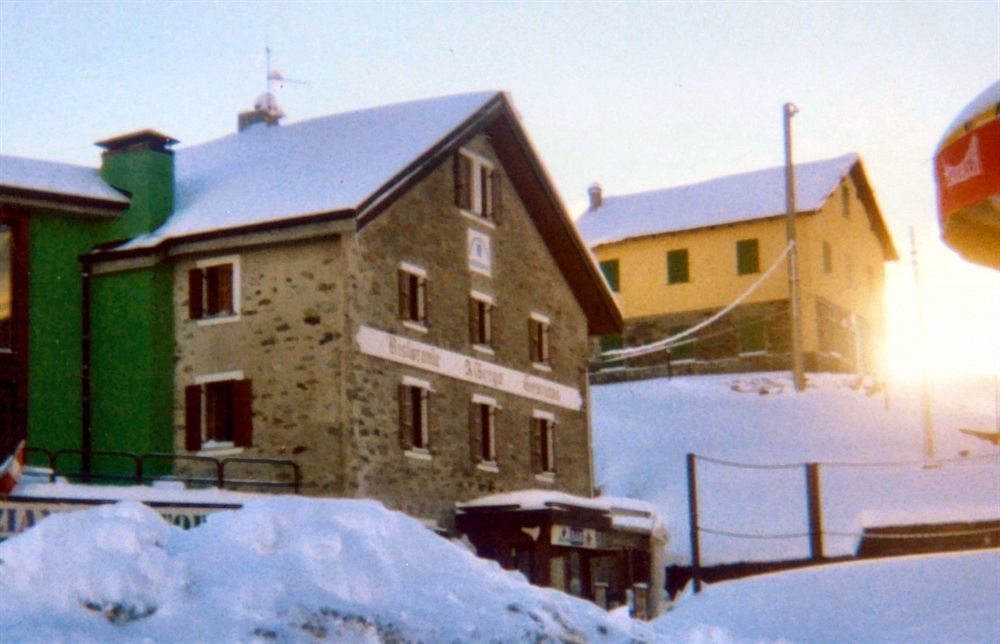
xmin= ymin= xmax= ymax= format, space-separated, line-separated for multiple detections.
xmin=25 ymin=145 xmax=175 ymax=476
xmin=90 ymin=264 xmax=174 ymax=467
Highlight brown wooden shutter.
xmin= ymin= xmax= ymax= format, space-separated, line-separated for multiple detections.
xmin=479 ymin=165 xmax=490 ymax=215
xmin=217 ymin=264 xmax=234 ymax=315
xmin=468 ymin=298 xmax=479 ymax=344
xmin=184 ymin=385 xmax=202 ymax=451
xmin=232 ymin=379 xmax=253 ymax=447
xmin=398 ymin=270 xmax=410 ymax=320
xmin=491 ymin=170 xmax=503 ymax=224
xmin=549 ymin=420 xmax=557 ymax=473
xmin=423 ymin=389 xmax=434 ymax=453
xmin=420 ymin=277 xmax=429 ymax=326
xmin=398 ymin=384 xmax=414 ymax=450
xmin=530 ymin=417 xmax=542 ymax=472
xmin=545 ymin=323 xmax=554 ymax=366
xmin=529 ymin=319 xmax=539 ymax=362
xmin=469 ymin=401 xmax=481 ymax=464
xmin=454 ymin=153 xmax=471 ymax=209
xmin=490 ymin=407 xmax=499 ymax=462
xmin=188 ymin=269 xmax=204 ymax=320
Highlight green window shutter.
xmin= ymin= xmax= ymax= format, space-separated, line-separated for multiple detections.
xmin=667 ymin=249 xmax=689 ymax=284
xmin=737 ymin=239 xmax=760 ymax=275
xmin=669 ymin=326 xmax=694 ymax=360
xmin=599 ymin=259 xmax=620 ymax=292
xmin=739 ymin=317 xmax=765 ymax=353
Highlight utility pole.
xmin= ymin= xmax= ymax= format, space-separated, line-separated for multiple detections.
xmin=910 ymin=227 xmax=936 ymax=464
xmin=784 ymin=103 xmax=806 ymax=392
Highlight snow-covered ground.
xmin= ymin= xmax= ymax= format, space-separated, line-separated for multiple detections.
xmin=0 ymin=498 xmax=658 ymax=643
xmin=656 ymin=550 xmax=1000 ymax=643
xmin=591 ymin=372 xmax=1000 ymax=565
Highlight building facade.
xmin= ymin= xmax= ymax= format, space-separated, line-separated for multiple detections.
xmin=578 ymin=154 xmax=898 ymax=377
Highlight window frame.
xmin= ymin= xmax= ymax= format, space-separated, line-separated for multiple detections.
xmin=399 ymin=375 xmax=433 ymax=459
xmin=666 ymin=249 xmax=689 ymax=284
xmin=470 ymin=393 xmax=499 ymax=470
xmin=185 ymin=370 xmax=252 ymax=453
xmin=531 ymin=410 xmax=557 ymax=480
xmin=529 ymin=312 xmax=551 ymax=369
xmin=189 ymin=255 xmax=241 ymax=326
xmin=469 ymin=290 xmax=495 ymax=354
xmin=398 ymin=262 xmax=429 ymax=333
xmin=736 ymin=239 xmax=760 ymax=275
xmin=455 ymin=149 xmax=502 ymax=223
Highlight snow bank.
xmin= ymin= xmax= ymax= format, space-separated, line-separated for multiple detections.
xmin=656 ymin=550 xmax=1000 ymax=644
xmin=0 ymin=497 xmax=656 ymax=642
xmin=592 ymin=373 xmax=1000 ymax=565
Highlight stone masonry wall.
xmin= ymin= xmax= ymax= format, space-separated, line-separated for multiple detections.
xmin=343 ymin=134 xmax=593 ymax=529
xmin=172 ymin=236 xmax=349 ymax=493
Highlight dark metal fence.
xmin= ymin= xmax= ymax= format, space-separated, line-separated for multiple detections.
xmin=25 ymin=447 xmax=301 ymax=494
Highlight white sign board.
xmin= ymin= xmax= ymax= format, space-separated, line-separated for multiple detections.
xmin=467 ymin=229 xmax=492 ymax=276
xmin=356 ymin=326 xmax=582 ymax=411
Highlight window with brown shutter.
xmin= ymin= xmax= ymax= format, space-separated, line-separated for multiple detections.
xmin=190 ymin=259 xmax=238 ymax=321
xmin=529 ymin=316 xmax=550 ymax=365
xmin=470 ymin=398 xmax=498 ymax=464
xmin=455 ymin=149 xmax=499 ymax=222
xmin=399 ymin=381 xmax=431 ymax=452
xmin=184 ymin=377 xmax=253 ymax=451
xmin=530 ymin=417 xmax=542 ymax=472
xmin=188 ymin=269 xmax=204 ymax=319
xmin=398 ymin=266 xmax=428 ymax=327
xmin=469 ymin=294 xmax=494 ymax=348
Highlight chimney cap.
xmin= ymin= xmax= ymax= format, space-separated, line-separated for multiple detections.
xmin=95 ymin=129 xmax=179 ymax=154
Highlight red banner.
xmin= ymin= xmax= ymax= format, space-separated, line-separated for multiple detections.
xmin=935 ymin=118 xmax=1000 ymax=223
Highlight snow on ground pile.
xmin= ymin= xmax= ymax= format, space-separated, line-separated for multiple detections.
xmin=592 ymin=373 xmax=1000 ymax=565
xmin=654 ymin=550 xmax=1000 ymax=644
xmin=0 ymin=497 xmax=657 ymax=642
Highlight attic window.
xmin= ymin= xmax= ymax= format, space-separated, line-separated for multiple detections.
xmin=455 ymin=150 xmax=502 ymax=222
xmin=841 ymin=183 xmax=850 ymax=219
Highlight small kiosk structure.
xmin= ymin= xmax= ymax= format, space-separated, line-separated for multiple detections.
xmin=457 ymin=490 xmax=667 ymax=618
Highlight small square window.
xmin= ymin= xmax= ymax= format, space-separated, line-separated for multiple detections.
xmin=189 ymin=258 xmax=239 ymax=321
xmin=667 ymin=249 xmax=689 ymax=284
xmin=736 ymin=239 xmax=760 ymax=275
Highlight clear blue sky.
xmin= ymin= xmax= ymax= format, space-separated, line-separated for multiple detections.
xmin=1 ymin=0 xmax=998 ymax=375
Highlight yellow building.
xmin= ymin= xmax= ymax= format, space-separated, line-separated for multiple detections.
xmin=577 ymin=153 xmax=898 ymax=375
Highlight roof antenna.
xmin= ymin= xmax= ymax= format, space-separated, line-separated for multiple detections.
xmin=240 ymin=47 xmax=307 ymax=131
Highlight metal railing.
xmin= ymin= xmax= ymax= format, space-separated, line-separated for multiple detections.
xmin=25 ymin=447 xmax=302 ymax=494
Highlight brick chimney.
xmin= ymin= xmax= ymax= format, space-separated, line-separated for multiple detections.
xmin=588 ymin=182 xmax=603 ymax=210
xmin=96 ymin=129 xmax=178 ymax=234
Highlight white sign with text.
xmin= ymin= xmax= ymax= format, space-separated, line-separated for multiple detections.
xmin=356 ymin=325 xmax=582 ymax=411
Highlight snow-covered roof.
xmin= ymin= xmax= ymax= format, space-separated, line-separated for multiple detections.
xmin=0 ymin=154 xmax=129 ymax=206
xmin=457 ymin=489 xmax=664 ymax=535
xmin=577 ymin=153 xmax=859 ymax=247
xmin=122 ymin=91 xmax=497 ymax=248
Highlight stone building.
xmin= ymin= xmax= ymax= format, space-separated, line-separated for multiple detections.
xmin=85 ymin=92 xmax=621 ymax=530
xmin=578 ymin=154 xmax=898 ymax=378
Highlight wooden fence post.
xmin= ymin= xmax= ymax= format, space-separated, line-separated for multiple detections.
xmin=686 ymin=453 xmax=702 ymax=592
xmin=806 ymin=462 xmax=824 ymax=561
